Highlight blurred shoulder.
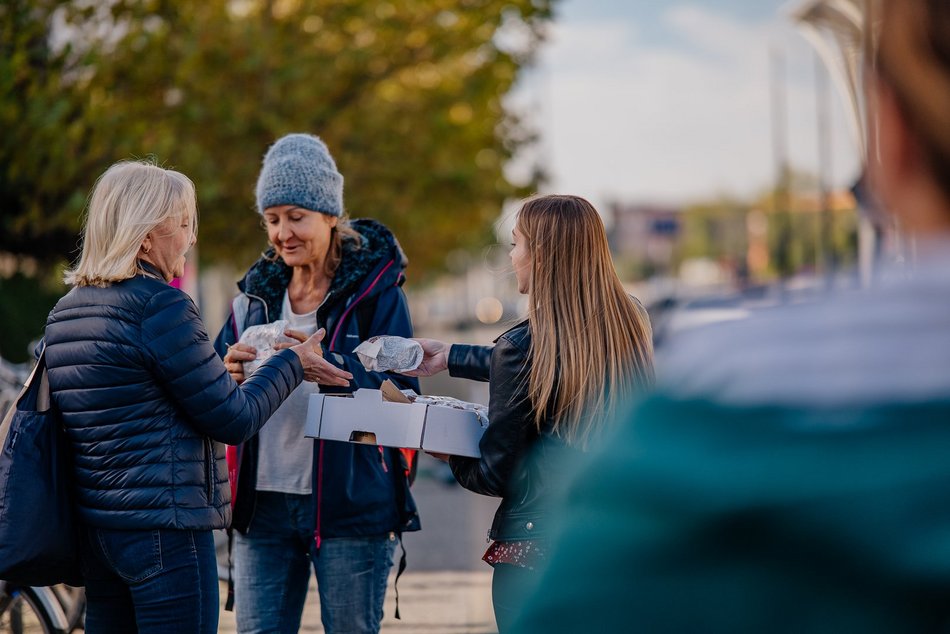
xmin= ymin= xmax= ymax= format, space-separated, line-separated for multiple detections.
xmin=657 ymin=274 xmax=950 ymax=406
xmin=657 ymin=302 xmax=811 ymax=399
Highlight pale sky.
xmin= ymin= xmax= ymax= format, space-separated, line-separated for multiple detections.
xmin=509 ymin=0 xmax=862 ymax=214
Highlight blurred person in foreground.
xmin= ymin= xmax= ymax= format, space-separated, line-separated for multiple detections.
xmin=401 ymin=194 xmax=655 ymax=632
xmin=43 ymin=160 xmax=351 ymax=633
xmin=214 ymin=133 xmax=420 ymax=634
xmin=513 ymin=1 xmax=950 ymax=632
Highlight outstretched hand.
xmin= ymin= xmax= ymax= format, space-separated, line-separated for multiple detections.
xmin=399 ymin=338 xmax=450 ymax=377
xmin=288 ymin=328 xmax=353 ymax=387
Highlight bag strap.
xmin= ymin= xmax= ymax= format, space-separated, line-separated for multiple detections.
xmin=0 ymin=349 xmax=49 ymax=444
xmin=36 ymin=356 xmax=50 ymax=412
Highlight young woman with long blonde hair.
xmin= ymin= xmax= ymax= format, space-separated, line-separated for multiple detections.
xmin=403 ymin=194 xmax=654 ymax=632
xmin=515 ymin=1 xmax=950 ymax=630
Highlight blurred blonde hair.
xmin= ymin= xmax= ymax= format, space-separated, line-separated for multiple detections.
xmin=875 ymin=0 xmax=950 ymax=199
xmin=65 ymin=161 xmax=197 ymax=287
xmin=517 ymin=194 xmax=655 ymax=448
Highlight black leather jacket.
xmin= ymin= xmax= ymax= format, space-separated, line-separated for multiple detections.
xmin=448 ymin=321 xmax=569 ymax=542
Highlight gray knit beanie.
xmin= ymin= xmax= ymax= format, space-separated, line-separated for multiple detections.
xmin=255 ymin=133 xmax=344 ymax=216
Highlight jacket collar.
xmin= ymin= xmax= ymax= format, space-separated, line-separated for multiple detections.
xmin=137 ymin=260 xmax=167 ymax=282
xmin=494 ymin=319 xmax=530 ymax=344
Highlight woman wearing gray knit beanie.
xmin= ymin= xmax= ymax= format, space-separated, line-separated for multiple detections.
xmin=214 ymin=133 xmax=421 ymax=634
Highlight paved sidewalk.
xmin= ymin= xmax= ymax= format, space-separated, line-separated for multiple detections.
xmin=217 ymin=570 xmax=497 ymax=633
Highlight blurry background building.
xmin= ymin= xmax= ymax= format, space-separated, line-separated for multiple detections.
xmin=607 ymin=203 xmax=681 ymax=280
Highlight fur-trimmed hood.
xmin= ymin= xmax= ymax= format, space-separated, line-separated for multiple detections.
xmin=237 ymin=218 xmax=408 ymax=321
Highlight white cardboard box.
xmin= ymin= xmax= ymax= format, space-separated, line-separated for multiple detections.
xmin=304 ymin=381 xmax=487 ymax=458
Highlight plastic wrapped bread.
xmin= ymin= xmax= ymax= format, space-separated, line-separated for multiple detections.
xmin=237 ymin=319 xmax=296 ymax=375
xmin=397 ymin=390 xmax=490 ymax=427
xmin=354 ymin=336 xmax=424 ymax=373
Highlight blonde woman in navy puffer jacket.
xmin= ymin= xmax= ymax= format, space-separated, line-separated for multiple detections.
xmin=43 ymin=160 xmax=352 ymax=634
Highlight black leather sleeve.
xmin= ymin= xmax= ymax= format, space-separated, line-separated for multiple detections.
xmin=448 ymin=344 xmax=493 ymax=382
xmin=449 ymin=335 xmax=533 ymax=497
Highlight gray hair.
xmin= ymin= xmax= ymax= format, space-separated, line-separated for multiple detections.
xmin=64 ymin=160 xmax=197 ymax=287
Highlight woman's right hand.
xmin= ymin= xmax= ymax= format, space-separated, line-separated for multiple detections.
xmin=401 ymin=338 xmax=450 ymax=377
xmin=291 ymin=329 xmax=353 ymax=387
xmin=224 ymin=343 xmax=257 ymax=385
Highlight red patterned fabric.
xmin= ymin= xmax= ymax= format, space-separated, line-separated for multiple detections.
xmin=482 ymin=540 xmax=545 ymax=570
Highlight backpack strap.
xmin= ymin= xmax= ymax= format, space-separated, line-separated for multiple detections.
xmin=398 ymin=448 xmax=418 ymax=486
xmin=225 ymin=528 xmax=235 ymax=611
xmin=393 ymin=536 xmax=408 ymax=619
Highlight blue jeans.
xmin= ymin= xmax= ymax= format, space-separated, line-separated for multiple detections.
xmin=80 ymin=525 xmax=219 ymax=633
xmin=233 ymin=491 xmax=397 ymax=634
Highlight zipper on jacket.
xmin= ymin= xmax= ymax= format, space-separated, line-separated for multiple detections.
xmin=230 ymin=291 xmax=270 ymax=342
xmin=205 ymin=438 xmax=215 ymax=501
xmin=328 ymin=259 xmax=394 ymax=351
xmin=245 ymin=292 xmax=269 ymax=325
xmin=311 ymin=296 xmax=333 ymax=554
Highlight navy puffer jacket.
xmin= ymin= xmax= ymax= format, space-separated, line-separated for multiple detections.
xmin=43 ymin=264 xmax=304 ymax=531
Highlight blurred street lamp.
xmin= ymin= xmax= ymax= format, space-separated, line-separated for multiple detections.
xmin=790 ymin=0 xmax=882 ymax=286
xmin=475 ymin=297 xmax=504 ymax=325
xmin=790 ymin=0 xmax=866 ymax=153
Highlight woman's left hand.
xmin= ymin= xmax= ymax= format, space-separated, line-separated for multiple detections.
xmin=224 ymin=343 xmax=257 ymax=384
xmin=276 ymin=328 xmax=321 ymax=354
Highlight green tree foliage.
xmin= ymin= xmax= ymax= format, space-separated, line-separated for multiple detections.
xmin=1 ymin=0 xmax=554 ymax=278
xmin=0 ymin=268 xmax=64 ymax=362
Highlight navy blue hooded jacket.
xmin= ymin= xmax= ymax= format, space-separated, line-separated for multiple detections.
xmin=43 ymin=263 xmax=304 ymax=530
xmin=213 ymin=219 xmax=421 ymax=541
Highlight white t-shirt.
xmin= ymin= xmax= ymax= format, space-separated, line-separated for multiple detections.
xmin=255 ymin=291 xmax=319 ymax=495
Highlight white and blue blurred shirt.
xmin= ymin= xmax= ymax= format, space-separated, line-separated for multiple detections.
xmin=659 ymin=239 xmax=950 ymax=408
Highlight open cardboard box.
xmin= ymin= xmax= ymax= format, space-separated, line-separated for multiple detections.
xmin=304 ymin=380 xmax=487 ymax=458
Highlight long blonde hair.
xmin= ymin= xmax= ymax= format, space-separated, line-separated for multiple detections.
xmin=65 ymin=160 xmax=197 ymax=287
xmin=518 ymin=195 xmax=654 ymax=448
